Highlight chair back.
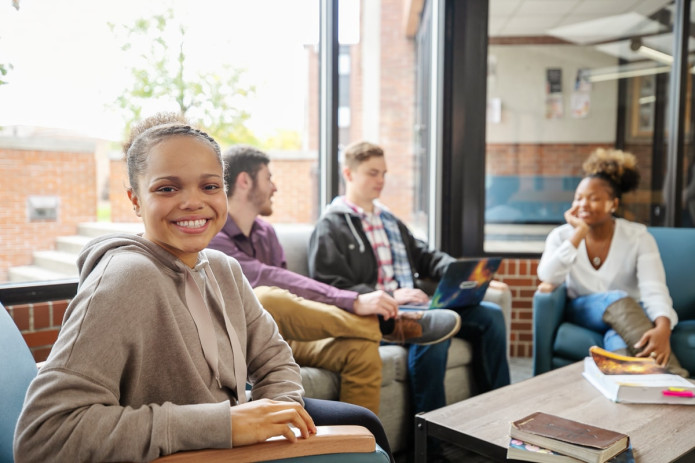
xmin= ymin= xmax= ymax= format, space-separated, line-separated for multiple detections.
xmin=648 ymin=227 xmax=695 ymax=320
xmin=0 ymin=305 xmax=38 ymax=463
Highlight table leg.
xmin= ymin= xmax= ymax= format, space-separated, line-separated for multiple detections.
xmin=414 ymin=413 xmax=428 ymax=463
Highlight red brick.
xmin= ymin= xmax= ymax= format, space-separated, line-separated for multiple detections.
xmin=32 ymin=347 xmax=52 ymax=363
xmin=23 ymin=329 xmax=59 ymax=348
xmin=511 ymin=321 xmax=532 ymax=331
xmin=33 ymin=303 xmax=52 ymax=329
xmin=9 ymin=304 xmax=31 ymax=331
xmin=519 ymin=289 xmax=537 ymax=298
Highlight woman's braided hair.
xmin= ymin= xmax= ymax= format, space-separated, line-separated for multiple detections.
xmin=582 ymin=148 xmax=640 ymax=199
xmin=123 ymin=112 xmax=223 ymax=195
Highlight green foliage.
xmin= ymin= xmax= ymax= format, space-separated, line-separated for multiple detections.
xmin=262 ymin=129 xmax=302 ymax=150
xmin=0 ymin=63 xmax=12 ymax=86
xmin=109 ymin=8 xmax=257 ymax=145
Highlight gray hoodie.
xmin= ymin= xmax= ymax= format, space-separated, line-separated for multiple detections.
xmin=14 ymin=233 xmax=303 ymax=462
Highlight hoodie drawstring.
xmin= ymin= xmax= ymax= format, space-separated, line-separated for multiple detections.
xmin=345 ymin=213 xmax=366 ymax=253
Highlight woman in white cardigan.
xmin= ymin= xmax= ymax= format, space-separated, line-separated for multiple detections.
xmin=537 ymin=148 xmax=687 ymax=377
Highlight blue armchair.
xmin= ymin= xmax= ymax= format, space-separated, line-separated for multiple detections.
xmin=533 ymin=227 xmax=695 ymax=377
xmin=0 ymin=303 xmax=389 ymax=463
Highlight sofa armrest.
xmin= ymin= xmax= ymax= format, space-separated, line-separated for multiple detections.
xmin=483 ymin=283 xmax=512 ymax=361
xmin=152 ymin=425 xmax=387 ymax=463
xmin=532 ymin=284 xmax=567 ymax=376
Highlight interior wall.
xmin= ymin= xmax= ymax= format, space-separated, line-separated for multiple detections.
xmin=487 ymin=44 xmax=618 ymax=144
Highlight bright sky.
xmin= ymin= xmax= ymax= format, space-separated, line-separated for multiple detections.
xmin=0 ymin=0 xmax=331 ymax=141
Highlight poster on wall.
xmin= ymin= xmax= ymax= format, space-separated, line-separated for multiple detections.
xmin=545 ymin=68 xmax=563 ymax=119
xmin=571 ymin=69 xmax=591 ymax=118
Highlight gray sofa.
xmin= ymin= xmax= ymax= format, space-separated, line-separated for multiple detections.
xmin=274 ymin=224 xmax=512 ymax=453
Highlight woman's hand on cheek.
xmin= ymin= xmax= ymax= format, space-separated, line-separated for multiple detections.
xmin=230 ymin=398 xmax=317 ymax=447
xmin=563 ymin=205 xmax=586 ymax=229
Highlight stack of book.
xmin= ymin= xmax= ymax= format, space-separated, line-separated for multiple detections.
xmin=582 ymin=346 xmax=695 ymax=404
xmin=507 ymin=412 xmax=632 ymax=463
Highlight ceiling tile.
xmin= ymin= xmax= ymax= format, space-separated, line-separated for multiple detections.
xmin=633 ymin=0 xmax=674 ymax=16
xmin=515 ymin=0 xmax=578 ymax=16
xmin=547 ymin=12 xmax=666 ymax=44
xmin=501 ymin=15 xmax=566 ymax=36
xmin=571 ymin=0 xmax=640 ymax=16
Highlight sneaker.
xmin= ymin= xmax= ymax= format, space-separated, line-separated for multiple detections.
xmin=382 ymin=309 xmax=461 ymax=345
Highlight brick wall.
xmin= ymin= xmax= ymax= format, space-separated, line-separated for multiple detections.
xmin=497 ymin=258 xmax=540 ymax=358
xmin=0 ymin=146 xmax=97 ymax=282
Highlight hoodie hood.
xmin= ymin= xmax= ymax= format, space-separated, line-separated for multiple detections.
xmin=77 ymin=233 xmax=186 ymax=285
xmin=325 ymin=196 xmax=356 ymax=216
xmin=325 ymin=196 xmax=392 ymax=217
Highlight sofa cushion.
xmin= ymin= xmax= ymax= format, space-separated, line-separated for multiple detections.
xmin=379 ymin=345 xmax=408 ymax=384
xmin=274 ymin=223 xmax=314 ymax=277
xmin=300 ymin=367 xmax=339 ymax=401
xmin=446 ymin=338 xmax=472 ymax=368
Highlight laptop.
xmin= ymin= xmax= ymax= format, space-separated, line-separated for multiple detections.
xmin=399 ymin=257 xmax=503 ymax=311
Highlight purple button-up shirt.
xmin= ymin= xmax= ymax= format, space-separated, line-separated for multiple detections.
xmin=208 ymin=216 xmax=359 ymax=312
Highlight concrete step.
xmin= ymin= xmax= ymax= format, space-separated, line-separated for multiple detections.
xmin=8 ymin=265 xmax=73 ymax=283
xmin=8 ymin=221 xmax=145 ymax=283
xmin=55 ymin=235 xmax=92 ymax=254
xmin=32 ymin=250 xmax=79 ymax=276
xmin=77 ymin=221 xmax=144 ymax=238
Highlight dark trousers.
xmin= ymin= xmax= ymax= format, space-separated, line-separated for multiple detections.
xmin=408 ymin=301 xmax=511 ymax=413
xmin=304 ymin=397 xmax=394 ymax=462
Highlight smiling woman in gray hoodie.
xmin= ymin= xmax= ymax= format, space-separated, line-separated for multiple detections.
xmin=13 ymin=114 xmax=391 ymax=463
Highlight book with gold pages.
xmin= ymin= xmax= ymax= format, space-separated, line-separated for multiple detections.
xmin=509 ymin=412 xmax=629 ymax=463
xmin=583 ymin=346 xmax=695 ymax=405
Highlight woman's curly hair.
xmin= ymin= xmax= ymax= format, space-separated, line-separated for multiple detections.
xmin=582 ymin=148 xmax=640 ymax=199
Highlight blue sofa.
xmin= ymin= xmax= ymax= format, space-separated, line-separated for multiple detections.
xmin=532 ymin=227 xmax=695 ymax=377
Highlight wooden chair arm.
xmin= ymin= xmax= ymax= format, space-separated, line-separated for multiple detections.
xmin=152 ymin=425 xmax=376 ymax=462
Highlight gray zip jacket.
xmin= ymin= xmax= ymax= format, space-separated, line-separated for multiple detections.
xmin=308 ymin=197 xmax=454 ymax=293
xmin=14 ymin=233 xmax=302 ymax=463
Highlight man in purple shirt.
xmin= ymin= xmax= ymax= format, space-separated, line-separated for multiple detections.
xmin=208 ymin=145 xmax=461 ymax=415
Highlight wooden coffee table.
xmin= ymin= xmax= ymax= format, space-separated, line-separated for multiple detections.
xmin=414 ymin=361 xmax=695 ymax=462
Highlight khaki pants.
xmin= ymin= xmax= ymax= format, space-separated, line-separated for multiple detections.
xmin=254 ymin=286 xmax=382 ymax=414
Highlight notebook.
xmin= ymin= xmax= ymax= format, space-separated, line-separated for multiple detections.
xmin=399 ymin=257 xmax=502 ymax=311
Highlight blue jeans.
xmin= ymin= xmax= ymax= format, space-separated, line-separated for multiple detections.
xmin=567 ymin=290 xmax=629 ymax=351
xmin=407 ymin=301 xmax=510 ymax=414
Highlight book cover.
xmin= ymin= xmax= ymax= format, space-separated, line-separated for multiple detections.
xmin=583 ymin=356 xmax=695 ymax=405
xmin=510 ymin=412 xmax=629 ymax=463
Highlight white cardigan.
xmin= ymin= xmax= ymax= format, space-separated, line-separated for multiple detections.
xmin=538 ymin=218 xmax=678 ymax=328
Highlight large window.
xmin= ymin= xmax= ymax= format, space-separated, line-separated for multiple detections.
xmin=0 ymin=0 xmax=320 ymax=283
xmin=484 ymin=0 xmax=694 ymax=253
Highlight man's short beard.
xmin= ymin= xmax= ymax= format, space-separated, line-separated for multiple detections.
xmin=248 ymin=185 xmax=273 ymax=217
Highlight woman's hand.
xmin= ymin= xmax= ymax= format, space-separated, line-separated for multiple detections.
xmin=633 ymin=317 xmax=672 ymax=366
xmin=230 ymin=398 xmax=316 ymax=447
xmin=564 ymin=205 xmax=589 ymax=248
xmin=536 ymin=282 xmax=556 ymax=293
xmin=393 ymin=288 xmax=429 ymax=305
xmin=563 ymin=204 xmax=588 ymax=230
